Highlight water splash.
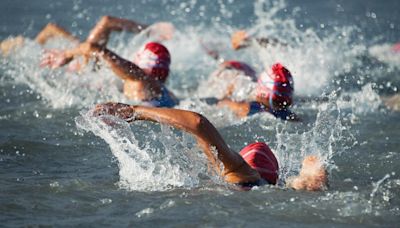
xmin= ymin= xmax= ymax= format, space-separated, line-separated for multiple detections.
xmin=369 ymin=43 xmax=400 ymax=70
xmin=1 ymin=38 xmax=127 ymax=108
xmin=75 ymin=110 xmax=210 ymax=191
xmin=274 ymin=94 xmax=355 ymax=182
xmin=251 ymin=0 xmax=364 ymax=96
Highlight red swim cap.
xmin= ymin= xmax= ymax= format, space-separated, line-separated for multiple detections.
xmin=256 ymin=63 xmax=294 ymax=110
xmin=133 ymin=42 xmax=171 ymax=82
xmin=239 ymin=142 xmax=279 ymax=184
xmin=221 ymin=60 xmax=257 ymax=81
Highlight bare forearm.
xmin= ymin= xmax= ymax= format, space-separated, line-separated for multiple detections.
xmin=104 ymin=16 xmax=148 ymax=33
xmin=66 ymin=42 xmax=147 ymax=81
xmin=99 ymin=47 xmax=148 ymax=81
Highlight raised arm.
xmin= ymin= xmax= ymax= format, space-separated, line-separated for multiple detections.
xmin=1 ymin=23 xmax=78 ymax=56
xmin=35 ymin=23 xmax=79 ymax=45
xmin=86 ymin=16 xmax=148 ymax=46
xmin=86 ymin=16 xmax=174 ymax=47
xmin=80 ymin=43 xmax=149 ymax=81
xmin=41 ymin=42 xmax=156 ymax=81
xmin=92 ymin=103 xmax=261 ymax=184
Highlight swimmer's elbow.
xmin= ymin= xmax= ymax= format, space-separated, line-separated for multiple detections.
xmin=188 ymin=112 xmax=211 ymax=133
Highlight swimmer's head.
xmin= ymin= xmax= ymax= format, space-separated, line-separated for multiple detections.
xmin=239 ymin=142 xmax=279 ymax=184
xmin=133 ymin=42 xmax=171 ymax=82
xmin=256 ymin=63 xmax=294 ymax=110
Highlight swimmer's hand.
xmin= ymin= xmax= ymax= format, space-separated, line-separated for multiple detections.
xmin=231 ymin=30 xmax=251 ymax=50
xmin=0 ymin=36 xmax=24 ymax=56
xmin=287 ymin=155 xmax=328 ymax=191
xmin=92 ymin=102 xmax=136 ymax=122
xmin=40 ymin=49 xmax=73 ymax=69
xmin=147 ymin=22 xmax=175 ymax=41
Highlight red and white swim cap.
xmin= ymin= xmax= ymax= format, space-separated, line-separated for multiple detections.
xmin=221 ymin=60 xmax=257 ymax=81
xmin=133 ymin=42 xmax=171 ymax=82
xmin=239 ymin=142 xmax=279 ymax=184
xmin=256 ymin=63 xmax=294 ymax=110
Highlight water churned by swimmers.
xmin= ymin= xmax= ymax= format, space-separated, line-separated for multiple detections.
xmin=1 ymin=13 xmax=399 ymax=193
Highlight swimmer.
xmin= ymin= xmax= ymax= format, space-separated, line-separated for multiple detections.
xmin=204 ymin=60 xmax=299 ymax=121
xmin=91 ymin=102 xmax=327 ymax=191
xmin=231 ymin=30 xmax=286 ymax=50
xmin=41 ymin=41 xmax=178 ymax=107
xmin=37 ymin=16 xmax=176 ymax=107
xmin=1 ymin=15 xmax=174 ymax=57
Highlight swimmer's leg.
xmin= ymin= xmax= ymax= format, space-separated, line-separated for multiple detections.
xmin=35 ymin=23 xmax=78 ymax=45
xmin=286 ymin=155 xmax=328 ymax=191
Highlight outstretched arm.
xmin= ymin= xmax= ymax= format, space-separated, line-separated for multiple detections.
xmin=92 ymin=103 xmax=261 ymax=184
xmin=41 ymin=42 xmax=156 ymax=82
xmin=86 ymin=16 xmax=174 ymax=47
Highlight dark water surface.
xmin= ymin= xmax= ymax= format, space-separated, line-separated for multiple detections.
xmin=1 ymin=0 xmax=399 ymax=227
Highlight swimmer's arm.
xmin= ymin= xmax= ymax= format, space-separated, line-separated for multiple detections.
xmin=286 ymin=156 xmax=328 ymax=191
xmin=93 ymin=103 xmax=260 ymax=184
xmin=231 ymin=30 xmax=286 ymax=50
xmin=86 ymin=16 xmax=148 ymax=46
xmin=217 ymin=99 xmax=251 ymax=118
xmin=35 ymin=23 xmax=78 ymax=45
xmin=64 ymin=43 xmax=152 ymax=82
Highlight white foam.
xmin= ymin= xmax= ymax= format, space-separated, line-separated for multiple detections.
xmin=369 ymin=43 xmax=400 ymax=69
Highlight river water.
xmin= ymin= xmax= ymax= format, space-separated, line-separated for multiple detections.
xmin=1 ymin=0 xmax=399 ymax=227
